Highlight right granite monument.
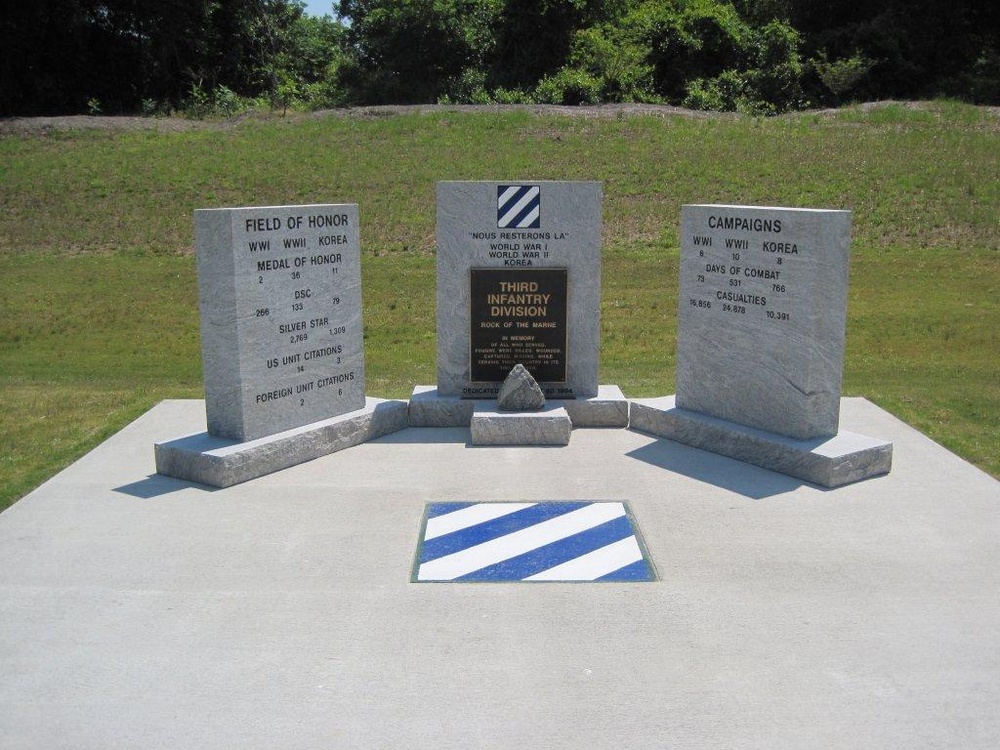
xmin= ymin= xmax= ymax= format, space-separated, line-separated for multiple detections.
xmin=630 ymin=204 xmax=892 ymax=487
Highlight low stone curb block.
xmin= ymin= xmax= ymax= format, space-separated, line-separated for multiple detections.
xmin=407 ymin=386 xmax=477 ymax=427
xmin=155 ymin=397 xmax=408 ymax=488
xmin=408 ymin=384 xmax=627 ymax=430
xmin=470 ymin=404 xmax=572 ymax=446
xmin=563 ymin=385 xmax=629 ymax=428
xmin=629 ymin=395 xmax=892 ymax=488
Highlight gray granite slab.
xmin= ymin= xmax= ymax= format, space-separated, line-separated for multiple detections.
xmin=408 ymin=384 xmax=628 ymax=429
xmin=629 ymin=395 xmax=892 ymax=488
xmin=196 ymin=204 xmax=365 ymax=441
xmin=676 ymin=205 xmax=851 ymax=440
xmin=436 ymin=181 xmax=602 ymax=399
xmin=154 ymin=398 xmax=407 ymax=488
xmin=562 ymin=384 xmax=629 ymax=428
xmin=470 ymin=403 xmax=572 ymax=446
xmin=407 ymin=386 xmax=476 ymax=427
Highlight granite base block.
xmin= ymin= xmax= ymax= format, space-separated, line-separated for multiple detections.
xmin=408 ymin=384 xmax=627 ymax=429
xmin=155 ymin=397 xmax=408 ymax=488
xmin=470 ymin=404 xmax=572 ymax=446
xmin=407 ymin=386 xmax=476 ymax=427
xmin=563 ymin=385 xmax=629 ymax=428
xmin=629 ymin=395 xmax=892 ymax=488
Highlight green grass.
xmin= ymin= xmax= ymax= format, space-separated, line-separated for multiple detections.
xmin=1 ymin=102 xmax=997 ymax=510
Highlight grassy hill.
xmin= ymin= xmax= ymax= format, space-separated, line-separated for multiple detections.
xmin=1 ymin=102 xmax=997 ymax=510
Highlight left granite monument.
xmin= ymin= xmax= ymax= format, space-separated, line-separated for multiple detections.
xmin=155 ymin=204 xmax=407 ymax=487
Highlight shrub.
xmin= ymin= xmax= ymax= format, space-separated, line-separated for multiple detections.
xmin=490 ymin=87 xmax=535 ymax=104
xmin=567 ymin=25 xmax=659 ymax=103
xmin=534 ymin=68 xmax=603 ymax=105
xmin=439 ymin=68 xmax=493 ymax=104
xmin=812 ymin=52 xmax=877 ymax=101
xmin=683 ymin=69 xmax=778 ymax=115
xmin=182 ymin=84 xmax=257 ymax=119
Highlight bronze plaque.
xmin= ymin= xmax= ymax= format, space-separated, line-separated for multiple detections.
xmin=470 ymin=268 xmax=568 ymax=384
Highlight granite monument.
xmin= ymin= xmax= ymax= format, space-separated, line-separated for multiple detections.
xmin=631 ymin=204 xmax=892 ymax=487
xmin=155 ymin=203 xmax=406 ymax=487
xmin=409 ymin=181 xmax=629 ymax=437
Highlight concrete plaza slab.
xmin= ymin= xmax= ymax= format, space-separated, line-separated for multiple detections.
xmin=1 ymin=398 xmax=998 ymax=749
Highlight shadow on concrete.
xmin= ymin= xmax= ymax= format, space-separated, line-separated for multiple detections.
xmin=373 ymin=427 xmax=470 ymax=445
xmin=465 ymin=442 xmax=570 ymax=450
xmin=114 ymin=473 xmax=219 ymax=499
xmin=625 ymin=434 xmax=811 ymax=500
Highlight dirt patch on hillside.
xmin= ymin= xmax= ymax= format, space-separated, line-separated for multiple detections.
xmin=0 ymin=103 xmax=715 ymax=136
xmin=2 ymin=101 xmax=996 ymax=136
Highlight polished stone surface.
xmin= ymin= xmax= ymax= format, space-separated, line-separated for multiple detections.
xmin=436 ymin=181 xmax=602 ymax=399
xmin=676 ymin=204 xmax=851 ymax=439
xmin=196 ymin=204 xmax=365 ymax=441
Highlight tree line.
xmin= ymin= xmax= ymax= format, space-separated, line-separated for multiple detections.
xmin=3 ymin=0 xmax=997 ymax=117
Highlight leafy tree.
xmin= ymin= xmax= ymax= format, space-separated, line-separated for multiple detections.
xmin=560 ymin=22 xmax=658 ymax=102
xmin=336 ymin=0 xmax=504 ymax=103
xmin=3 ymin=0 xmax=996 ymax=115
xmin=789 ymin=0 xmax=1000 ymax=103
xmin=0 ymin=0 xmax=346 ymax=115
xmin=489 ymin=0 xmax=628 ymax=91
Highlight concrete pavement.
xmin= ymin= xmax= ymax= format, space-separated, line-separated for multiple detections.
xmin=1 ymin=398 xmax=997 ymax=749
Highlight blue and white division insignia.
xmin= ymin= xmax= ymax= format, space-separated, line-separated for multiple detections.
xmin=497 ymin=185 xmax=541 ymax=229
xmin=414 ymin=502 xmax=656 ymax=582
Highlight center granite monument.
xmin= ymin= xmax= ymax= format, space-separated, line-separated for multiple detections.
xmin=408 ymin=181 xmax=629 ymax=441
xmin=154 ymin=203 xmax=406 ymax=487
xmin=631 ymin=204 xmax=892 ymax=487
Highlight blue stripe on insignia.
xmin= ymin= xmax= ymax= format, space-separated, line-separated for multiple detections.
xmin=597 ymin=558 xmax=654 ymax=582
xmin=509 ymin=202 xmax=539 ymax=229
xmin=413 ymin=502 xmax=657 ymax=583
xmin=455 ymin=515 xmax=635 ymax=581
xmin=426 ymin=502 xmax=478 ymax=518
xmin=419 ymin=501 xmax=591 ymax=563
xmin=497 ymin=185 xmax=540 ymax=228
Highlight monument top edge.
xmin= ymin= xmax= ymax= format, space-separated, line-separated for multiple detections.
xmin=194 ymin=203 xmax=358 ymax=214
xmin=438 ymin=180 xmax=602 ymax=186
xmin=683 ymin=203 xmax=851 ymax=215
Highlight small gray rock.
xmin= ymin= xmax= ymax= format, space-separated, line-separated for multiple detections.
xmin=497 ymin=364 xmax=546 ymax=412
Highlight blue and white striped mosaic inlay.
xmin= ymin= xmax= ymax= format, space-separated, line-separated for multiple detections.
xmin=413 ymin=502 xmax=656 ymax=583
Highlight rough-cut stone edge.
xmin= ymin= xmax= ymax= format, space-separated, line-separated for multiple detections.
xmin=407 ymin=386 xmax=476 ymax=427
xmin=562 ymin=384 xmax=629 ymax=428
xmin=408 ymin=384 xmax=627 ymax=429
xmin=497 ymin=364 xmax=546 ymax=411
xmin=154 ymin=397 xmax=408 ymax=488
xmin=470 ymin=404 xmax=572 ymax=446
xmin=629 ymin=395 xmax=892 ymax=488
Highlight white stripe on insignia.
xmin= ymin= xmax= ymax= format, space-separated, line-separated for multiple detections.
xmin=497 ymin=185 xmax=521 ymax=207
xmin=498 ymin=185 xmax=540 ymax=227
xmin=518 ymin=204 xmax=540 ymax=228
xmin=417 ymin=502 xmax=626 ymax=581
xmin=523 ymin=536 xmax=644 ymax=581
xmin=423 ymin=502 xmax=536 ymax=541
